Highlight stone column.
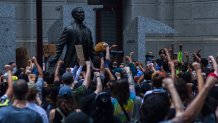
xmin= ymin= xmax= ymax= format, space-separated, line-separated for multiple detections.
xmin=0 ymin=3 xmax=16 ymax=71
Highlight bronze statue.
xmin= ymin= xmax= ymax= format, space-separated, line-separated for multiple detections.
xmin=50 ymin=7 xmax=95 ymax=67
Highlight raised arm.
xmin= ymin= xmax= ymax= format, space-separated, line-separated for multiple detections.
xmin=103 ymin=43 xmax=115 ymax=80
xmin=124 ymin=66 xmax=135 ymax=91
xmin=163 ymin=78 xmax=184 ymax=117
xmin=99 ymin=56 xmax=105 ymax=73
xmin=192 ymin=62 xmax=204 ymax=92
xmin=192 ymin=49 xmax=201 ymax=63
xmin=209 ymin=56 xmax=218 ymax=74
xmin=74 ymin=66 xmax=83 ymax=81
xmin=4 ymin=65 xmax=13 ymax=99
xmin=125 ymin=56 xmax=137 ymax=77
xmin=94 ymin=72 xmax=102 ymax=94
xmin=184 ymin=52 xmax=190 ymax=66
xmin=103 ymin=43 xmax=110 ymax=61
xmin=32 ymin=57 xmax=44 ymax=100
xmin=168 ymin=61 xmax=176 ymax=80
xmin=32 ymin=57 xmax=43 ymax=78
xmin=137 ymin=62 xmax=145 ymax=72
xmin=137 ymin=74 xmax=144 ymax=84
xmin=83 ymin=61 xmax=91 ymax=88
xmin=164 ymin=48 xmax=172 ymax=62
xmin=105 ymin=67 xmax=115 ymax=80
xmin=182 ymin=75 xmax=217 ymax=123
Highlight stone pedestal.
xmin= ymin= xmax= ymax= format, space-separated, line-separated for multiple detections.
xmin=0 ymin=3 xmax=15 ymax=71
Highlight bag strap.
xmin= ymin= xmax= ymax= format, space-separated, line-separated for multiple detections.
xmin=116 ymin=98 xmax=130 ymax=122
xmin=56 ymin=108 xmax=66 ymax=118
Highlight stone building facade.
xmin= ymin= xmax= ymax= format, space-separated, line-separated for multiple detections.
xmin=4 ymin=0 xmax=218 ymax=57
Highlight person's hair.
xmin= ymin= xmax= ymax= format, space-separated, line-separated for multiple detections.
xmin=162 ymin=61 xmax=170 ymax=73
xmin=26 ymin=87 xmax=37 ymax=101
xmin=62 ymin=72 xmax=74 ymax=85
xmin=141 ymin=93 xmax=170 ymax=123
xmin=42 ymin=83 xmax=59 ymax=107
xmin=201 ymin=58 xmax=208 ymax=67
xmin=44 ymin=72 xmax=54 ymax=84
xmin=71 ymin=7 xmax=83 ymax=18
xmin=180 ymin=72 xmax=192 ymax=83
xmin=93 ymin=92 xmax=116 ymax=123
xmin=135 ymin=84 xmax=141 ymax=96
xmin=144 ymin=70 xmax=153 ymax=80
xmin=159 ymin=49 xmax=165 ymax=55
xmin=140 ymin=82 xmax=152 ymax=95
xmin=65 ymin=112 xmax=93 ymax=123
xmin=56 ymin=95 xmax=78 ymax=116
xmin=152 ymin=72 xmax=164 ymax=88
xmin=13 ymin=79 xmax=28 ymax=100
xmin=112 ymin=79 xmax=130 ymax=106
xmin=174 ymin=78 xmax=190 ymax=106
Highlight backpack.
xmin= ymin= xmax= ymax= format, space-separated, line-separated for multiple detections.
xmin=56 ymin=108 xmax=66 ymax=123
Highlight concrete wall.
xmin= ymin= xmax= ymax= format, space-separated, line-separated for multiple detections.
xmin=7 ymin=0 xmax=87 ymax=56
xmin=123 ymin=0 xmax=175 ymax=30
xmin=122 ymin=0 xmax=218 ymax=58
xmin=174 ymin=0 xmax=218 ymax=37
xmin=6 ymin=0 xmax=218 ymax=57
xmin=173 ymin=0 xmax=218 ymax=57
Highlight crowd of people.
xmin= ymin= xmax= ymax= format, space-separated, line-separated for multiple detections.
xmin=0 ymin=43 xmax=218 ymax=123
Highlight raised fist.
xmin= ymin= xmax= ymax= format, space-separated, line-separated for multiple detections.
xmin=192 ymin=62 xmax=201 ymax=70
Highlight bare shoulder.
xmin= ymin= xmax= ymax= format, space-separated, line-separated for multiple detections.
xmin=49 ymin=109 xmax=56 ymax=119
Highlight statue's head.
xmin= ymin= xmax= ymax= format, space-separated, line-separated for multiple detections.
xmin=71 ymin=7 xmax=85 ymax=22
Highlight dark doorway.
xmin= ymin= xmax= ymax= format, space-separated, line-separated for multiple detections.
xmin=92 ymin=0 xmax=123 ymax=51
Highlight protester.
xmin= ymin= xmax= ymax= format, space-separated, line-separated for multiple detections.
xmin=1 ymin=43 xmax=218 ymax=123
xmin=0 ymin=79 xmax=43 ymax=123
xmin=27 ymin=82 xmax=49 ymax=123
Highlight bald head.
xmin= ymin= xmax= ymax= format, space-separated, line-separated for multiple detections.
xmin=13 ymin=79 xmax=28 ymax=100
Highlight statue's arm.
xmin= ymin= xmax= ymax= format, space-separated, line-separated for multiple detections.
xmin=54 ymin=27 xmax=69 ymax=60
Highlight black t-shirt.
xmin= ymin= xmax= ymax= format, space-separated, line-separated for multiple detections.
xmin=80 ymin=92 xmax=96 ymax=116
xmin=0 ymin=105 xmax=43 ymax=123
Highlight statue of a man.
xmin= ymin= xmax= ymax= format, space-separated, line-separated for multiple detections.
xmin=50 ymin=7 xmax=95 ymax=67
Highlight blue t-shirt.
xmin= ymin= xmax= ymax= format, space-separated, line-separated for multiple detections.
xmin=0 ymin=105 xmax=43 ymax=123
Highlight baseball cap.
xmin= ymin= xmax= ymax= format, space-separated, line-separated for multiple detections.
xmin=58 ymin=86 xmax=73 ymax=98
xmin=113 ymin=68 xmax=123 ymax=74
xmin=62 ymin=72 xmax=74 ymax=84
xmin=145 ymin=51 xmax=154 ymax=57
